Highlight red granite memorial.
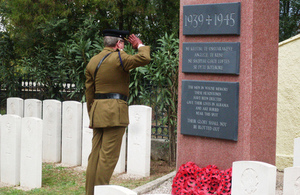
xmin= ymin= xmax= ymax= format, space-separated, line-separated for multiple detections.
xmin=177 ymin=0 xmax=279 ymax=169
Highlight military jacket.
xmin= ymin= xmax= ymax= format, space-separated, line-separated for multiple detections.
xmin=85 ymin=46 xmax=151 ymax=128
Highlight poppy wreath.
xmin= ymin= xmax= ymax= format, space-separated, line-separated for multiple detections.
xmin=172 ymin=162 xmax=232 ymax=195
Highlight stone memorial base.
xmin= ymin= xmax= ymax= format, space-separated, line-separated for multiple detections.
xmin=177 ymin=0 xmax=279 ymax=170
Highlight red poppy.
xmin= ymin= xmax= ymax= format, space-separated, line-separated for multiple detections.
xmin=172 ymin=162 xmax=232 ymax=194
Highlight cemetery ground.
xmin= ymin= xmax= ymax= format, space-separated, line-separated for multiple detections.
xmin=0 ymin=162 xmax=285 ymax=194
xmin=0 ymin=159 xmax=175 ymax=194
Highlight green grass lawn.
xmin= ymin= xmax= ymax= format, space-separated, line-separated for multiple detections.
xmin=0 ymin=164 xmax=85 ymax=195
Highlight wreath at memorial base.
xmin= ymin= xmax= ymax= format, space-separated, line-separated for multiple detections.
xmin=172 ymin=161 xmax=232 ymax=195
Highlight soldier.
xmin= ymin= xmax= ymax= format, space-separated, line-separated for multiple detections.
xmin=85 ymin=29 xmax=151 ymax=195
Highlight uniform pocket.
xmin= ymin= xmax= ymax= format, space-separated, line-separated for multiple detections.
xmin=89 ymin=101 xmax=98 ymax=128
xmin=118 ymin=100 xmax=129 ymax=125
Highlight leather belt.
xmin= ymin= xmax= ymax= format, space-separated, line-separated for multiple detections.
xmin=94 ymin=93 xmax=128 ymax=101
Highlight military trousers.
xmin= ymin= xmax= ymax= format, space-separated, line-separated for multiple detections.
xmin=85 ymin=126 xmax=125 ymax=195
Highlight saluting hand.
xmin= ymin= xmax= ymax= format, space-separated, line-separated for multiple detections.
xmin=127 ymin=34 xmax=143 ymax=49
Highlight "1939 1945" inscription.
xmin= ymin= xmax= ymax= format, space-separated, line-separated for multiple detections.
xmin=183 ymin=2 xmax=241 ymax=35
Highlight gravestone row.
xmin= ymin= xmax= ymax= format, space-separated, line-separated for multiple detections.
xmin=1 ymin=98 xmax=152 ymax=189
xmin=0 ymin=115 xmax=41 ymax=188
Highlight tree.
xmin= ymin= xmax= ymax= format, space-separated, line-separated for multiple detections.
xmin=0 ymin=0 xmax=180 ymax=161
xmin=0 ymin=0 xmax=179 ymax=55
xmin=0 ymin=0 xmax=69 ymax=56
xmin=143 ymin=33 xmax=179 ymax=163
xmin=0 ymin=32 xmax=20 ymax=97
xmin=279 ymin=0 xmax=300 ymax=41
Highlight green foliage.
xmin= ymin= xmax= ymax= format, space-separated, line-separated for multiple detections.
xmin=0 ymin=0 xmax=180 ymax=104
xmin=146 ymin=33 xmax=179 ymax=125
xmin=16 ymin=17 xmax=104 ymax=101
xmin=279 ymin=0 xmax=300 ymax=41
xmin=21 ymin=46 xmax=67 ymax=100
xmin=0 ymin=32 xmax=20 ymax=97
xmin=129 ymin=33 xmax=179 ymax=162
xmin=0 ymin=0 xmax=179 ymax=58
xmin=0 ymin=0 xmax=69 ymax=56
xmin=55 ymin=17 xmax=104 ymax=101
xmin=147 ymin=33 xmax=179 ymax=162
xmin=141 ymin=0 xmax=179 ymax=48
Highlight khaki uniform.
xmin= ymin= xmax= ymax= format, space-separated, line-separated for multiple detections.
xmin=85 ymin=46 xmax=151 ymax=195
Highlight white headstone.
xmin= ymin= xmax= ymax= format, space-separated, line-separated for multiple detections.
xmin=7 ymin=97 xmax=24 ymax=117
xmin=294 ymin=137 xmax=300 ymax=166
xmin=283 ymin=166 xmax=300 ymax=195
xmin=231 ymin=161 xmax=277 ymax=195
xmin=94 ymin=185 xmax=137 ymax=195
xmin=24 ymin=99 xmax=42 ymax=118
xmin=20 ymin=117 xmax=43 ymax=189
xmin=127 ymin=105 xmax=152 ymax=177
xmin=0 ymin=115 xmax=22 ymax=185
xmin=114 ymin=132 xmax=126 ymax=174
xmin=82 ymin=102 xmax=92 ymax=167
xmin=62 ymin=101 xmax=82 ymax=166
xmin=42 ymin=99 xmax=62 ymax=162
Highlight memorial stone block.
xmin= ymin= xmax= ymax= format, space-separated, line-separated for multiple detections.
xmin=183 ymin=2 xmax=241 ymax=35
xmin=294 ymin=137 xmax=300 ymax=167
xmin=7 ymin=97 xmax=24 ymax=117
xmin=178 ymin=0 xmax=279 ymax=170
xmin=283 ymin=166 xmax=300 ymax=195
xmin=42 ymin=99 xmax=62 ymax=162
xmin=127 ymin=105 xmax=152 ymax=177
xmin=62 ymin=101 xmax=82 ymax=166
xmin=24 ymin=99 xmax=42 ymax=118
xmin=82 ymin=103 xmax=92 ymax=167
xmin=182 ymin=42 xmax=240 ymax=74
xmin=231 ymin=161 xmax=276 ymax=195
xmin=20 ymin=117 xmax=43 ymax=189
xmin=0 ymin=115 xmax=21 ymax=185
xmin=181 ymin=80 xmax=239 ymax=141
